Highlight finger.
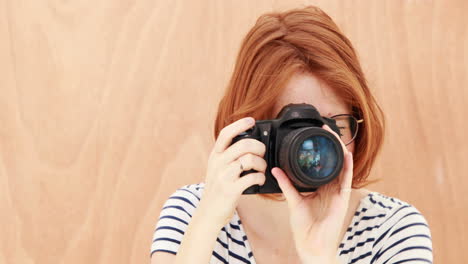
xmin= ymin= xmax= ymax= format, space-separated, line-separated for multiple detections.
xmin=340 ymin=151 xmax=354 ymax=196
xmin=237 ymin=153 xmax=267 ymax=174
xmin=224 ymin=159 xmax=246 ymax=182
xmin=236 ymin=172 xmax=266 ymax=193
xmin=222 ymin=138 xmax=266 ymax=164
xmin=271 ymin=167 xmax=302 ymax=208
xmin=224 ymin=153 xmax=267 ymax=181
xmin=214 ymin=117 xmax=255 ymax=154
xmin=322 ymin=124 xmax=349 ymax=156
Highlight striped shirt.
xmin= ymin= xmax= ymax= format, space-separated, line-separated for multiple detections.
xmin=151 ymin=182 xmax=433 ymax=263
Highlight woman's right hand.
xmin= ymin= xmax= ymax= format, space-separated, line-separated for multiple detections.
xmin=202 ymin=117 xmax=267 ymax=227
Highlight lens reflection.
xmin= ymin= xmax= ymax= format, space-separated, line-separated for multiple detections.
xmin=297 ymin=135 xmax=338 ymax=179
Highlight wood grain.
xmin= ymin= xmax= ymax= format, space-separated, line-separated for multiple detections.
xmin=0 ymin=0 xmax=466 ymax=263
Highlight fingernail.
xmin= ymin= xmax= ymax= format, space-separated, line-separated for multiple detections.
xmin=245 ymin=117 xmax=255 ymax=125
xmin=271 ymin=168 xmax=277 ymax=175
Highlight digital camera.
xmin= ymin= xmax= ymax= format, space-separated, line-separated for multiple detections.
xmin=230 ymin=103 xmax=345 ymax=194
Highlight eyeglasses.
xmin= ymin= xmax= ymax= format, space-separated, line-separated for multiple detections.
xmin=329 ymin=114 xmax=364 ymax=146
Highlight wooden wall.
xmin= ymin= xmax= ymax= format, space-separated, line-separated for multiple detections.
xmin=0 ymin=0 xmax=466 ymax=263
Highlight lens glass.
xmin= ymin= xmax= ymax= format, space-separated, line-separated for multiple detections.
xmin=297 ymin=135 xmax=338 ymax=179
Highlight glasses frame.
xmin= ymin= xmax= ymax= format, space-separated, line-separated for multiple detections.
xmin=329 ymin=114 xmax=364 ymax=146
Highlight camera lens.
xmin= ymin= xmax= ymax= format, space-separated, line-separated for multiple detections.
xmin=278 ymin=127 xmax=344 ymax=188
xmin=297 ymin=136 xmax=337 ymax=179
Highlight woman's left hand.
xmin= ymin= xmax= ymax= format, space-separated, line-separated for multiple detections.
xmin=271 ymin=124 xmax=353 ymax=264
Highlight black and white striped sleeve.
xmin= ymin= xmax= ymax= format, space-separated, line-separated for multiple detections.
xmin=371 ymin=204 xmax=433 ymax=264
xmin=150 ymin=185 xmax=202 ymax=257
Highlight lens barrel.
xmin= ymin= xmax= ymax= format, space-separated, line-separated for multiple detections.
xmin=278 ymin=127 xmax=344 ymax=188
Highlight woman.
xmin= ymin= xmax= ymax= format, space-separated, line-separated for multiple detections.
xmin=150 ymin=5 xmax=433 ymax=264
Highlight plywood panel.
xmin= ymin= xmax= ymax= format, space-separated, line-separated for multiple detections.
xmin=0 ymin=0 xmax=466 ymax=263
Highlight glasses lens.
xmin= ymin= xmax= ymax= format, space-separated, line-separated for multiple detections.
xmin=332 ymin=115 xmax=358 ymax=145
xmin=297 ymin=135 xmax=338 ymax=179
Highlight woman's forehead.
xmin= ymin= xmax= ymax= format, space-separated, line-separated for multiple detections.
xmin=273 ymin=72 xmax=349 ymax=117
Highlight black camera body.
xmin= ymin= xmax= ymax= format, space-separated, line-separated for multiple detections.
xmin=231 ymin=103 xmax=345 ymax=194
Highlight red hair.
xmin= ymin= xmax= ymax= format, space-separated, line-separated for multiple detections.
xmin=213 ymin=5 xmax=385 ymax=201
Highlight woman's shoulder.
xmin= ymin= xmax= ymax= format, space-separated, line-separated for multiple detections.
xmin=172 ymin=182 xmax=206 ymax=201
xmin=357 ymin=189 xmax=431 ymax=226
xmin=338 ymin=189 xmax=433 ymax=263
xmin=151 ymin=182 xmax=208 ymax=257
xmin=156 ymin=182 xmax=206 ymax=219
xmin=362 ymin=190 xmax=424 ymax=215
xmin=163 ymin=182 xmax=208 ymax=212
